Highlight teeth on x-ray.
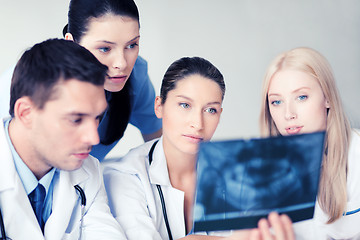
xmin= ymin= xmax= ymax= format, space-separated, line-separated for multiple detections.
xmin=193 ymin=131 xmax=325 ymax=232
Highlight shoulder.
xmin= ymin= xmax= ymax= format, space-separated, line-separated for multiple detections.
xmin=349 ymin=129 xmax=360 ymax=154
xmin=102 ymin=139 xmax=157 ymax=176
xmin=129 ymin=56 xmax=150 ymax=87
xmin=134 ymin=55 xmax=148 ymax=68
xmin=348 ymin=129 xmax=360 ymax=162
xmin=132 ymin=56 xmax=149 ymax=76
xmin=351 ymin=129 xmax=360 ymax=141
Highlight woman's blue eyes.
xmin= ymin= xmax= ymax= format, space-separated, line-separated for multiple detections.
xmin=271 ymin=95 xmax=308 ymax=106
xmin=271 ymin=100 xmax=282 ymax=106
xmin=180 ymin=103 xmax=190 ymax=109
xmin=126 ymin=43 xmax=139 ymax=49
xmin=298 ymin=95 xmax=308 ymax=101
xmin=179 ymin=103 xmax=217 ymax=114
xmin=205 ymin=108 xmax=217 ymax=114
xmin=99 ymin=47 xmax=111 ymax=53
xmin=98 ymin=43 xmax=138 ymax=53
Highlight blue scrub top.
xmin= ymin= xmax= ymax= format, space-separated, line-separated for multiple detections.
xmin=90 ymin=56 xmax=162 ymax=161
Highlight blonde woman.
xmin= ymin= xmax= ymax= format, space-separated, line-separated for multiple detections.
xmin=259 ymin=47 xmax=360 ymax=239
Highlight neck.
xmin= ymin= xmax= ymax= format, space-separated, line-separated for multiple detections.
xmin=8 ymin=119 xmax=51 ymax=180
xmin=162 ymin=140 xmax=197 ymax=187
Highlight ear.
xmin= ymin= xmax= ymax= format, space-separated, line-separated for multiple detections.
xmin=13 ymin=97 xmax=35 ymax=128
xmin=154 ymin=96 xmax=163 ymax=119
xmin=65 ymin=33 xmax=74 ymax=41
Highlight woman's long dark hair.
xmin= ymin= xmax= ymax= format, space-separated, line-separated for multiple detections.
xmin=98 ymin=83 xmax=131 ymax=145
xmin=63 ymin=0 xmax=140 ymax=145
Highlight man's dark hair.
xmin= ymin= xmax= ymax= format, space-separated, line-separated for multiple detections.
xmin=9 ymin=38 xmax=108 ymax=117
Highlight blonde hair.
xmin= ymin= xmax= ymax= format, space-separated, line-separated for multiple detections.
xmin=259 ymin=47 xmax=351 ymax=223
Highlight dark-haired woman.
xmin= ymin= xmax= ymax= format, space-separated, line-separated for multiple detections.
xmin=103 ymin=56 xmax=295 ymax=240
xmin=64 ymin=0 xmax=162 ymax=160
xmin=0 ymin=0 xmax=162 ymax=161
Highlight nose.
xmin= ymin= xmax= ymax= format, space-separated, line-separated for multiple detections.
xmin=190 ymin=110 xmax=204 ymax=130
xmin=284 ymin=102 xmax=297 ymax=120
xmin=112 ymin=50 xmax=127 ymax=71
xmin=83 ymin=120 xmax=100 ymax=146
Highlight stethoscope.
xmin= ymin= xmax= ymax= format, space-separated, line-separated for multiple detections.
xmin=148 ymin=140 xmax=173 ymax=240
xmin=75 ymin=185 xmax=87 ymax=240
xmin=0 ymin=185 xmax=86 ymax=240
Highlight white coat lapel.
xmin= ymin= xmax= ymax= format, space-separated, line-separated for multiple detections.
xmin=166 ymin=187 xmax=186 ymax=239
xmin=148 ymin=139 xmax=187 ymax=238
xmin=45 ymin=166 xmax=89 ymax=239
xmin=0 ymin=123 xmax=44 ymax=239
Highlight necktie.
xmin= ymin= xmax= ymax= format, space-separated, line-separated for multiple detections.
xmin=28 ymin=183 xmax=46 ymax=230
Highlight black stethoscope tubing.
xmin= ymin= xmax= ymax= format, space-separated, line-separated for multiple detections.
xmin=0 ymin=208 xmax=6 ymax=240
xmin=148 ymin=140 xmax=173 ymax=240
xmin=0 ymin=185 xmax=86 ymax=240
xmin=75 ymin=185 xmax=86 ymax=206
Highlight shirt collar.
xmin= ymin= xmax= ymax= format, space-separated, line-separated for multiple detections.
xmin=149 ymin=137 xmax=172 ymax=186
xmin=4 ymin=118 xmax=55 ymax=195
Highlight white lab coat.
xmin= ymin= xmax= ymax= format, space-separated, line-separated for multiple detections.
xmin=294 ymin=129 xmax=360 ymax=240
xmin=103 ymin=138 xmax=188 ymax=240
xmin=0 ymin=118 xmax=126 ymax=240
xmin=103 ymin=138 xmax=229 ymax=240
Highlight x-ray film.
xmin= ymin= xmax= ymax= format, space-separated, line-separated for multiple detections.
xmin=193 ymin=131 xmax=325 ymax=232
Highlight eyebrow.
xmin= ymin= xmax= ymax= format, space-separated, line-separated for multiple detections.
xmin=268 ymin=87 xmax=311 ymax=97
xmin=127 ymin=35 xmax=140 ymax=44
xmin=96 ymin=35 xmax=140 ymax=45
xmin=65 ymin=112 xmax=88 ymax=117
xmin=66 ymin=110 xmax=105 ymax=118
xmin=176 ymin=95 xmax=222 ymax=105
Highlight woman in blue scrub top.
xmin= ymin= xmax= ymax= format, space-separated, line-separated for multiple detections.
xmin=64 ymin=0 xmax=162 ymax=160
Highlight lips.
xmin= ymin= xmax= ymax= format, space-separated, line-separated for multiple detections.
xmin=183 ymin=134 xmax=204 ymax=143
xmin=285 ymin=126 xmax=303 ymax=135
xmin=73 ymin=151 xmax=90 ymax=160
xmin=108 ymin=75 xmax=127 ymax=84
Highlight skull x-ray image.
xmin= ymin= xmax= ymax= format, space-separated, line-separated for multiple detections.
xmin=193 ymin=131 xmax=325 ymax=232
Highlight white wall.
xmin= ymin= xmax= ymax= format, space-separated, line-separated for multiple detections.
xmin=1 ymin=0 xmax=359 ymax=158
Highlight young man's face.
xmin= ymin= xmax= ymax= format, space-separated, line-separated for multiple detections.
xmin=29 ymin=79 xmax=107 ymax=173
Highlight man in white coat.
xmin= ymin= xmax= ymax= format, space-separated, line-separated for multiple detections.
xmin=0 ymin=38 xmax=125 ymax=239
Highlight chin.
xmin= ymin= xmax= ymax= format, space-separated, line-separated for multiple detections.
xmin=105 ymin=86 xmax=124 ymax=92
xmin=182 ymin=146 xmax=199 ymax=156
xmin=104 ymin=82 xmax=127 ymax=92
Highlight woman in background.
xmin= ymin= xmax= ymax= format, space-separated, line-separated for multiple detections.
xmin=259 ymin=47 xmax=360 ymax=239
xmin=1 ymin=0 xmax=162 ymax=161
xmin=104 ymin=56 xmax=295 ymax=240
xmin=63 ymin=0 xmax=162 ymax=161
